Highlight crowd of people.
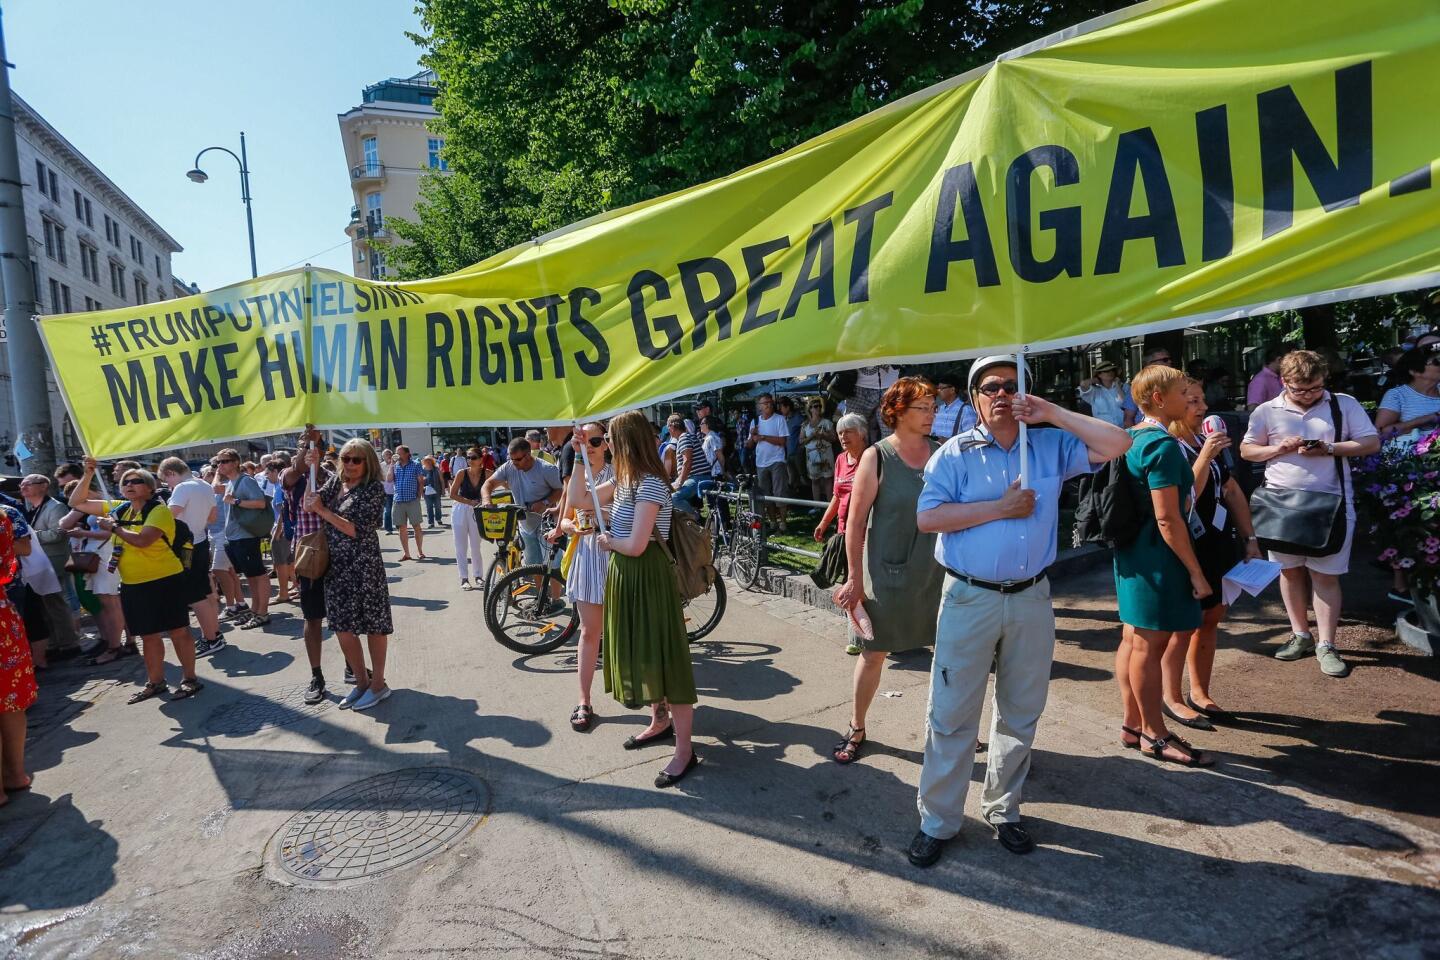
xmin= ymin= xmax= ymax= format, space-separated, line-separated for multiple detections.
xmin=0 ymin=333 xmax=1433 ymax=867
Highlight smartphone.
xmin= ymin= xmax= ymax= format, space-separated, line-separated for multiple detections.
xmin=1301 ymin=438 xmax=1323 ymax=449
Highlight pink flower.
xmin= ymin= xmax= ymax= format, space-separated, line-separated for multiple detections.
xmin=1425 ymin=537 xmax=1440 ymax=553
xmin=1427 ymin=554 xmax=1440 ymax=565
xmin=1379 ymin=547 xmax=1399 ymax=561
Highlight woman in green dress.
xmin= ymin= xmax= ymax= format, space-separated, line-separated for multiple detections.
xmin=1114 ymin=365 xmax=1214 ymax=767
xmin=831 ymin=377 xmax=944 ymax=764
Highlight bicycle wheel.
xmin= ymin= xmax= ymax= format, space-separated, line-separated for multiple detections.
xmin=730 ymin=516 xmax=763 ymax=591
xmin=705 ymin=513 xmax=733 ymax=577
xmin=482 ymin=542 xmax=517 ymax=598
xmin=684 ymin=576 xmax=727 ymax=642
xmin=485 ymin=564 xmax=578 ymax=654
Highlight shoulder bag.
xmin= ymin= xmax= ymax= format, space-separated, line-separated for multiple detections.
xmin=1248 ymin=394 xmax=1348 ymax=557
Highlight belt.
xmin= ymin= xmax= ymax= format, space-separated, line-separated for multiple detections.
xmin=944 ymin=567 xmax=1047 ymax=594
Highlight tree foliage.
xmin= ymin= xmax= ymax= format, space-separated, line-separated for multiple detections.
xmin=388 ymin=0 xmax=1132 ymax=278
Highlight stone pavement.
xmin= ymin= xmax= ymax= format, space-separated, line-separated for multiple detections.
xmin=0 ymin=525 xmax=1436 ymax=959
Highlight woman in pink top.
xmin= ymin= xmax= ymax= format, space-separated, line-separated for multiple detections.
xmin=814 ymin=413 xmax=870 ymax=541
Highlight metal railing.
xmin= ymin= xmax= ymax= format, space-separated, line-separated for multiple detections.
xmin=709 ymin=488 xmax=829 ymax=561
xmin=351 ymin=163 xmax=385 ymax=181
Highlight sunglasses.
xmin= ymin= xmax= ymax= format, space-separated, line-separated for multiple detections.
xmin=587 ymin=436 xmax=606 ymax=448
xmin=978 ymin=380 xmax=1021 ymax=396
xmin=121 ymin=478 xmax=148 ymax=486
xmin=340 ymin=455 xmax=366 ymax=464
xmin=467 ymin=454 xmax=482 ymax=461
xmin=217 ymin=457 xmax=237 ymax=464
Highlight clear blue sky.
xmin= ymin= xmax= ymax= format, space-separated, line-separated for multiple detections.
xmin=5 ymin=0 xmax=426 ymax=290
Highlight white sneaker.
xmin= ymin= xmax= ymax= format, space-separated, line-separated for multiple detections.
xmin=352 ymin=686 xmax=392 ymax=711
xmin=460 ymin=580 xmax=473 ymax=591
xmin=338 ymin=685 xmax=366 ymax=710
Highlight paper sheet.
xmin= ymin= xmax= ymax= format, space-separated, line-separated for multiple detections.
xmin=1221 ymin=559 xmax=1282 ymax=606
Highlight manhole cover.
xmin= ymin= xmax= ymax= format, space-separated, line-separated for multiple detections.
xmin=275 ymin=767 xmax=486 ymax=885
xmin=204 ymin=683 xmax=332 ymax=735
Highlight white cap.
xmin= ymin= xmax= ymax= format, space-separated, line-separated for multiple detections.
xmin=966 ymin=355 xmax=1034 ymax=395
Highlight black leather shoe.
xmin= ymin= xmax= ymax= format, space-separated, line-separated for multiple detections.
xmin=1162 ymin=701 xmax=1215 ymax=731
xmin=654 ymin=751 xmax=699 ymax=788
xmin=623 ymin=723 xmax=675 ymax=750
xmin=906 ymin=830 xmax=947 ymax=868
xmin=993 ymin=821 xmax=1035 ymax=855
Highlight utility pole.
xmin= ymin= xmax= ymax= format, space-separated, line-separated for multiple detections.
xmin=0 ymin=8 xmax=56 ymax=471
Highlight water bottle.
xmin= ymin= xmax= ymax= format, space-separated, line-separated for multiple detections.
xmin=1202 ymin=415 xmax=1227 ymax=437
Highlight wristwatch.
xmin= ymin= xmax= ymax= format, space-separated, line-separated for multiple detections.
xmin=1324 ymin=441 xmax=1335 ymax=456
xmin=1244 ymin=536 xmax=1258 ymax=542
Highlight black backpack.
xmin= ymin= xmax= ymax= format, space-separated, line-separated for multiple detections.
xmin=113 ymin=498 xmax=195 ymax=569
xmin=1072 ymin=457 xmax=1150 ymax=549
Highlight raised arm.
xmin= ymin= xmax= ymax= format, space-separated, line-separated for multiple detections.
xmin=1012 ymin=394 xmax=1131 ymax=463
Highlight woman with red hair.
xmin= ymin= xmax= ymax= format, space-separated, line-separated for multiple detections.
xmin=831 ymin=376 xmax=944 ymax=764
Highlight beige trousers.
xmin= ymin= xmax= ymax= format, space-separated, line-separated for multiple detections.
xmin=916 ymin=574 xmax=1056 ymax=837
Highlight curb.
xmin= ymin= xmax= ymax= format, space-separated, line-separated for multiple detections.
xmin=754 ymin=543 xmax=1111 ymax=615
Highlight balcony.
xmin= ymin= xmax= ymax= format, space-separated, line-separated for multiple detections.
xmin=350 ymin=163 xmax=385 ymax=185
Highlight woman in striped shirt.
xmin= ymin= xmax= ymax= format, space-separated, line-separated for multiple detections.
xmin=595 ymin=410 xmax=699 ymax=788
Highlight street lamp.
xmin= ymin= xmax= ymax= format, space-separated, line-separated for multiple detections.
xmin=187 ymin=131 xmax=258 ymax=279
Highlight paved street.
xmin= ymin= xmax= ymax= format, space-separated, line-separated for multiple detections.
xmin=0 ymin=528 xmax=1436 ymax=960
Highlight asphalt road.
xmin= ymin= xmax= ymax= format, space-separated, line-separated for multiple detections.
xmin=0 ymin=524 xmax=1435 ymax=959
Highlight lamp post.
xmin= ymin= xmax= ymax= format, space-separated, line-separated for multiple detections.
xmin=187 ymin=132 xmax=258 ymax=279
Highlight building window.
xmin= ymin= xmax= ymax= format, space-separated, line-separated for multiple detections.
xmin=42 ymin=218 xmax=66 ymax=264
xmin=104 ymin=215 xmax=120 ymax=246
xmin=427 ymin=137 xmax=447 ymax=170
xmin=29 ymin=258 xmax=40 ymax=300
xmin=362 ymin=136 xmax=379 ymax=175
xmin=73 ymin=189 xmax=83 ymax=219
xmin=72 ymin=190 xmax=95 ymax=227
xmin=129 ymin=235 xmax=144 ymax=264
xmin=356 ymin=246 xmax=366 ymax=264
xmin=154 ymin=254 xmax=163 ymax=279
xmin=365 ymin=192 xmax=382 ymax=230
xmin=84 ymin=297 xmax=100 ymax=311
xmin=47 ymin=279 xmax=70 ymax=313
xmin=79 ymin=240 xmax=99 ymax=282
xmin=134 ymin=276 xmax=148 ymax=304
xmin=109 ymin=261 xmax=126 ymax=298
xmin=34 ymin=159 xmax=58 ymax=200
xmin=84 ymin=197 xmax=93 ymax=227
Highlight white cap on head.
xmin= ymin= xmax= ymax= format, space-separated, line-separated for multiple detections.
xmin=967 ymin=355 xmax=1034 ymax=396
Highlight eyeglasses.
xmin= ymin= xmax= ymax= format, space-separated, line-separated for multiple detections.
xmin=467 ymin=455 xmax=482 ymax=461
xmin=1284 ymin=381 xmax=1325 ymax=396
xmin=977 ymin=380 xmax=1021 ymax=396
xmin=340 ymin=455 xmax=365 ymax=464
xmin=217 ymin=457 xmax=237 ymax=464
xmin=909 ymin=403 xmax=936 ymax=414
xmin=121 ymin=478 xmax=148 ymax=486
xmin=587 ymin=436 xmax=606 ymax=447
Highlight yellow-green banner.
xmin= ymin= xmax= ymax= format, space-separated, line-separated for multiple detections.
xmin=39 ymin=0 xmax=1440 ymax=457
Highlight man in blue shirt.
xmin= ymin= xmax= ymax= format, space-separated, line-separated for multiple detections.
xmin=931 ymin=372 xmax=976 ymax=440
xmin=907 ymin=356 xmax=1131 ymax=867
xmin=391 ymin=445 xmax=427 ymax=561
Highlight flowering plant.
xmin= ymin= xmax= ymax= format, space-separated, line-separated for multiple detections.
xmin=1355 ymin=427 xmax=1440 ymax=599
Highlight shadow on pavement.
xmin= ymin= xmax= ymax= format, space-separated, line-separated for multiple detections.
xmin=0 ymin=791 xmax=117 ymax=910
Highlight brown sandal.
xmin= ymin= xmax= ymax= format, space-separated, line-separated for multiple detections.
xmin=127 ymin=681 xmax=168 ymax=705
xmin=1137 ymin=731 xmax=1214 ymax=767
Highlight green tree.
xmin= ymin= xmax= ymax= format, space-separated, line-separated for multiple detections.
xmin=388 ymin=0 xmax=1132 ymax=278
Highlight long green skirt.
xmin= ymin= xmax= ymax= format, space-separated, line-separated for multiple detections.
xmin=603 ymin=542 xmax=696 ymax=708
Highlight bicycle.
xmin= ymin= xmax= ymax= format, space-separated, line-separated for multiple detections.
xmin=477 ymin=500 xmax=534 ymax=599
xmin=486 ymin=505 xmax=730 ymax=650
xmin=725 ymin=476 xmax=766 ymax=591
xmin=484 ymin=511 xmax=578 ymax=654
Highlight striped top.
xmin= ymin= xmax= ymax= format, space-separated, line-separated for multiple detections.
xmin=1379 ymin=384 xmax=1440 ymax=424
xmin=609 ymin=474 xmax=672 ymax=541
xmin=679 ymin=430 xmax=710 ymax=476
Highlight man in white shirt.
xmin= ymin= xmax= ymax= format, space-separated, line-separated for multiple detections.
xmin=159 ymin=457 xmax=225 ymax=656
xmin=1076 ymin=362 xmax=1135 ymax=428
xmin=1240 ymin=350 xmax=1379 ymax=678
xmin=747 ymin=393 xmax=791 ymax=523
xmin=931 ymin=373 xmax=975 ymax=440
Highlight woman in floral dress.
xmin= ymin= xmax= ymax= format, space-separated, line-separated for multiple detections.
xmin=0 ymin=509 xmax=38 ymax=805
xmin=305 ymin=438 xmax=394 ymax=713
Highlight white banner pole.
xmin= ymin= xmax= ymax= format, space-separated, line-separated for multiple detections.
xmin=1016 ymin=350 xmax=1029 ymax=491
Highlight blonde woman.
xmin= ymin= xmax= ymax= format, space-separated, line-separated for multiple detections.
xmin=558 ymin=422 xmax=613 ymax=731
xmin=304 ymin=439 xmax=394 ymax=711
xmin=594 ymin=411 xmax=699 ymax=788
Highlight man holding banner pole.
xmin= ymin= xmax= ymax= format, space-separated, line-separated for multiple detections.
xmin=909 ymin=355 xmax=1130 ymax=866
